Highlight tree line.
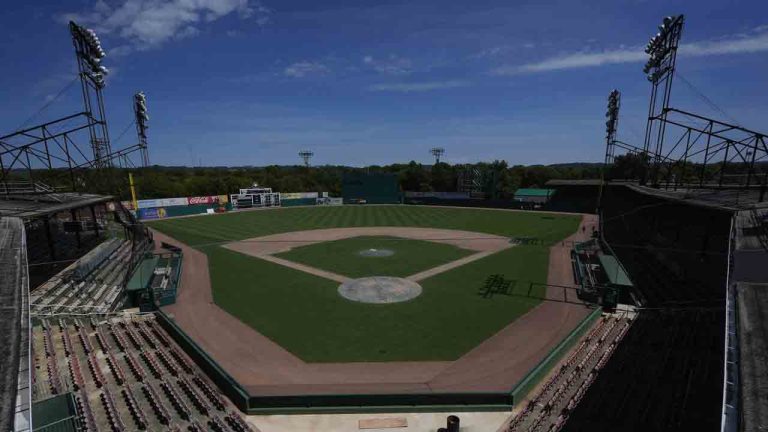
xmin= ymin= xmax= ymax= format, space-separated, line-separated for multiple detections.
xmin=15 ymin=160 xmax=607 ymax=201
xmin=14 ymin=152 xmax=764 ymax=201
xmin=117 ymin=161 xmax=604 ymax=200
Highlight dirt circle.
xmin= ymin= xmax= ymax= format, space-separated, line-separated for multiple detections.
xmin=358 ymin=248 xmax=395 ymax=257
xmin=338 ymin=277 xmax=422 ymax=304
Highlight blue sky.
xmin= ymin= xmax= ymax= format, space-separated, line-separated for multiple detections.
xmin=0 ymin=0 xmax=766 ymax=167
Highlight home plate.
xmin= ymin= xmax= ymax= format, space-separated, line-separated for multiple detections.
xmin=359 ymin=417 xmax=408 ymax=429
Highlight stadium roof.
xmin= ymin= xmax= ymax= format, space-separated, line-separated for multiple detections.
xmin=0 ymin=193 xmax=113 ymax=220
xmin=0 ymin=217 xmax=29 ymax=432
xmin=737 ymin=282 xmax=768 ymax=432
xmin=624 ymin=183 xmax=768 ymax=212
xmin=733 ymin=208 xmax=768 ymax=251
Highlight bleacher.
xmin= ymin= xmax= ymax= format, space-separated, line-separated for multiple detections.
xmin=30 ymin=235 xmax=154 ymax=316
xmin=31 ymin=314 xmax=255 ymax=432
xmin=508 ymin=314 xmax=634 ymax=432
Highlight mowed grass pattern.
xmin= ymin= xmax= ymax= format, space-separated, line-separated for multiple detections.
xmin=275 ymin=236 xmax=474 ymax=278
xmin=148 ymin=205 xmax=579 ymax=247
xmin=148 ymin=206 xmax=581 ymax=362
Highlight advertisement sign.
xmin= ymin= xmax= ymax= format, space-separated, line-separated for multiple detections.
xmin=187 ymin=196 xmax=220 ymax=205
xmin=138 ymin=207 xmax=167 ymax=220
xmin=137 ymin=197 xmax=188 ymax=209
xmin=317 ymin=197 xmax=343 ymax=206
xmin=282 ymin=192 xmax=319 ymax=200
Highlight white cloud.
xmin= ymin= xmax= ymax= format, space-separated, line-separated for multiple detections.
xmin=494 ymin=49 xmax=646 ymax=74
xmin=59 ymin=0 xmax=271 ymax=50
xmin=681 ymin=31 xmax=768 ymax=56
xmin=368 ymin=80 xmax=470 ymax=93
xmin=174 ymin=25 xmax=200 ymax=40
xmin=493 ymin=27 xmax=768 ymax=75
xmin=471 ymin=43 xmax=536 ymax=59
xmin=362 ymin=54 xmax=413 ymax=75
xmin=283 ymin=61 xmax=330 ymax=78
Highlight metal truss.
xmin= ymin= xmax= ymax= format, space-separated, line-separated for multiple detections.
xmin=1 ymin=21 xmax=150 ymax=196
xmin=0 ymin=113 xmax=147 ymax=195
xmin=602 ymin=15 xmax=768 ymax=202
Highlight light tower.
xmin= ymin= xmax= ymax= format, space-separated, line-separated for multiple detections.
xmin=604 ymin=89 xmax=621 ymax=165
xmin=134 ymin=92 xmax=150 ymax=166
xmin=299 ymin=150 xmax=314 ymax=167
xmin=69 ymin=21 xmax=112 ymax=167
xmin=430 ymin=147 xmax=445 ymax=164
xmin=642 ymin=14 xmax=684 ymax=185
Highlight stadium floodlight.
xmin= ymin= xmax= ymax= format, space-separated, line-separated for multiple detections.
xmin=430 ymin=147 xmax=445 ymax=164
xmin=642 ymin=14 xmax=683 ymax=84
xmin=134 ymin=91 xmax=151 ymax=166
xmin=70 ymin=21 xmax=111 ymax=88
xmin=604 ymin=89 xmax=622 ymax=164
xmin=299 ymin=150 xmax=314 ymax=167
xmin=134 ymin=92 xmax=149 ymax=123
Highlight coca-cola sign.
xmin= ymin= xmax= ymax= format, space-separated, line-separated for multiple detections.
xmin=188 ymin=196 xmax=219 ymax=205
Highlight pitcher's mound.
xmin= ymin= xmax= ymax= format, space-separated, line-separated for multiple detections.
xmin=358 ymin=248 xmax=395 ymax=257
xmin=338 ymin=277 xmax=422 ymax=304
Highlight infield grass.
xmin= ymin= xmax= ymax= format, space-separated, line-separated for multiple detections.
xmin=274 ymin=235 xmax=474 ymax=278
xmin=148 ymin=205 xmax=581 ymax=362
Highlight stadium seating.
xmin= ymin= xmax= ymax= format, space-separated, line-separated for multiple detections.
xmin=508 ymin=315 xmax=633 ymax=432
xmin=561 ymin=185 xmax=728 ymax=431
xmin=30 ymin=239 xmax=150 ymax=315
xmin=31 ymin=314 xmax=253 ymax=431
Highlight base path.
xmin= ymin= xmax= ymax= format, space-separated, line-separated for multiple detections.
xmin=258 ymin=255 xmax=350 ymax=283
xmin=223 ymin=227 xmax=513 ymax=283
xmin=151 ymin=214 xmax=595 ymax=396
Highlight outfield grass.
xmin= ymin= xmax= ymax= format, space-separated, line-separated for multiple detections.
xmin=148 ymin=206 xmax=581 ymax=362
xmin=147 ymin=205 xmax=579 ymax=247
xmin=274 ymin=235 xmax=474 ymax=278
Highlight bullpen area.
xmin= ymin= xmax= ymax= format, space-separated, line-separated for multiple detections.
xmin=147 ymin=205 xmax=596 ymax=413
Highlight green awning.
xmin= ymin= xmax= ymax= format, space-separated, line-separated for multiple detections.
xmin=514 ymin=188 xmax=555 ymax=198
xmin=598 ymin=254 xmax=633 ymax=287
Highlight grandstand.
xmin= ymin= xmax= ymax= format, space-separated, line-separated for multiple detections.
xmin=551 ymin=182 xmax=767 ymax=432
xmin=30 ymin=313 xmax=254 ymax=431
xmin=506 ymin=312 xmax=634 ymax=432
xmin=30 ymin=238 xmax=150 ymax=316
xmin=0 ymin=186 xmax=117 ymax=288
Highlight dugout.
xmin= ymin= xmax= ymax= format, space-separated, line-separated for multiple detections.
xmin=572 ymin=239 xmax=633 ymax=307
xmin=342 ymin=172 xmax=401 ymax=204
xmin=125 ymin=250 xmax=182 ymax=310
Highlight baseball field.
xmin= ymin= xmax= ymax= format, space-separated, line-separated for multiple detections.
xmin=147 ymin=205 xmax=582 ymax=363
